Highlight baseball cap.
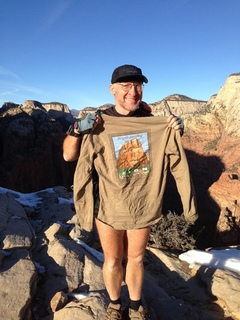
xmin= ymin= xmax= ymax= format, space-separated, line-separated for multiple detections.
xmin=111 ymin=64 xmax=148 ymax=84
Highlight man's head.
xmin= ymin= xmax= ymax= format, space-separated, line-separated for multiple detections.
xmin=110 ymin=64 xmax=148 ymax=115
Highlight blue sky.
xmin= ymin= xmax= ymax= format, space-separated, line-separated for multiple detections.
xmin=0 ymin=0 xmax=239 ymax=110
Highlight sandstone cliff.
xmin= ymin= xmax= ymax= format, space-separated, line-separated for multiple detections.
xmin=180 ymin=73 xmax=240 ymax=247
xmin=145 ymin=74 xmax=240 ymax=248
xmin=0 ymin=100 xmax=76 ymax=192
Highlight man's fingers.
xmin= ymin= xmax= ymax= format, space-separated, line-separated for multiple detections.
xmin=167 ymin=115 xmax=184 ymax=130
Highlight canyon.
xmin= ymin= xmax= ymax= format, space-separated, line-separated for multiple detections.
xmin=0 ymin=72 xmax=239 ymax=319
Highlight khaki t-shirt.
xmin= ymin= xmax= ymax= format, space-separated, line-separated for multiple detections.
xmin=74 ymin=114 xmax=197 ymax=231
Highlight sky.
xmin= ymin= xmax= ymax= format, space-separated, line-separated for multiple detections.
xmin=0 ymin=185 xmax=240 ymax=272
xmin=0 ymin=0 xmax=239 ymax=111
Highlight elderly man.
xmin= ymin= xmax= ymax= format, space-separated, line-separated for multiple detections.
xmin=63 ymin=64 xmax=195 ymax=320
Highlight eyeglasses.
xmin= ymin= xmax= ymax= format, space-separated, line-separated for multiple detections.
xmin=117 ymin=83 xmax=144 ymax=93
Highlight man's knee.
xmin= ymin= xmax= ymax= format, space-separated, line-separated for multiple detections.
xmin=104 ymin=256 xmax=123 ymax=270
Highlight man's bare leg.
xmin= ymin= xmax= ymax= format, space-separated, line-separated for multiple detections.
xmin=96 ymin=219 xmax=150 ymax=302
xmin=95 ymin=219 xmax=125 ymax=300
xmin=124 ymin=228 xmax=150 ymax=300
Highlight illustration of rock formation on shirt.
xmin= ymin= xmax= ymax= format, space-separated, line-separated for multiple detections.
xmin=114 ymin=134 xmax=150 ymax=179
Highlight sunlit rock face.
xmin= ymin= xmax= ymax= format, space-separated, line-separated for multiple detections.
xmin=149 ymin=74 xmax=240 ymax=246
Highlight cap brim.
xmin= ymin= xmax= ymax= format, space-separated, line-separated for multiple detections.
xmin=113 ymin=75 xmax=148 ymax=84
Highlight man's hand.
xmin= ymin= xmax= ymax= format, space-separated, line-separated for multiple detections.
xmin=76 ymin=112 xmax=100 ymax=134
xmin=76 ymin=113 xmax=96 ymax=134
xmin=167 ymin=114 xmax=184 ymax=131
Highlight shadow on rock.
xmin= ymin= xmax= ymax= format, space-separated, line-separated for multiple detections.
xmin=162 ymin=149 xmax=225 ymax=249
xmin=143 ymin=248 xmax=236 ymax=320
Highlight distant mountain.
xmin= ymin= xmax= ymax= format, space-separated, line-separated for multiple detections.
xmin=70 ymin=104 xmax=114 ymax=118
xmin=70 ymin=108 xmax=81 ymax=117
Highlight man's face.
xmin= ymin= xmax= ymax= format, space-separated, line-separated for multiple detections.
xmin=109 ymin=81 xmax=143 ymax=115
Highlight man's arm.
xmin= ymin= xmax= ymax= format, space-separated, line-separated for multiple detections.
xmin=63 ymin=134 xmax=82 ymax=161
xmin=63 ymin=112 xmax=100 ymax=161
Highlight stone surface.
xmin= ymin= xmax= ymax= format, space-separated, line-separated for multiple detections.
xmin=0 ymin=186 xmax=240 ymax=320
xmin=49 ymin=291 xmax=68 ymax=312
xmin=0 ymin=249 xmax=37 ymax=320
xmin=0 ymin=193 xmax=35 ymax=249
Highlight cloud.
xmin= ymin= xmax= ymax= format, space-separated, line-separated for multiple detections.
xmin=0 ymin=66 xmax=21 ymax=81
xmin=0 ymin=82 xmax=46 ymax=96
xmin=0 ymin=90 xmax=16 ymax=98
xmin=0 ymin=77 xmax=48 ymax=106
xmin=0 ymin=66 xmax=47 ymax=98
xmin=40 ymin=0 xmax=72 ymax=31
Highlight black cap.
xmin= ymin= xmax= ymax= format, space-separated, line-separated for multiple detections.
xmin=111 ymin=64 xmax=148 ymax=84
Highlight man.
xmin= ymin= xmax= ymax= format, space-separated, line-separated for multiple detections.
xmin=63 ymin=65 xmax=190 ymax=320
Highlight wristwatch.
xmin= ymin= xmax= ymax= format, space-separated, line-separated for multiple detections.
xmin=66 ymin=122 xmax=81 ymax=137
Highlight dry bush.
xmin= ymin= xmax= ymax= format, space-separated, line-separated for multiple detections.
xmin=148 ymin=212 xmax=196 ymax=251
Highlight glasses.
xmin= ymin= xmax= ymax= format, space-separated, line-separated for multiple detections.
xmin=117 ymin=83 xmax=144 ymax=93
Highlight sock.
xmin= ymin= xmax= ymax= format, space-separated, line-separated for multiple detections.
xmin=110 ymin=298 xmax=121 ymax=305
xmin=129 ymin=299 xmax=142 ymax=311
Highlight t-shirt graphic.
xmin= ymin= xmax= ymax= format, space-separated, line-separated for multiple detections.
xmin=112 ymin=132 xmax=151 ymax=179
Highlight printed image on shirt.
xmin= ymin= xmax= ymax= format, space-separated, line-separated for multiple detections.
xmin=112 ymin=132 xmax=151 ymax=179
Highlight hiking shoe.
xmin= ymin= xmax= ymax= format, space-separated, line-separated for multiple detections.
xmin=106 ymin=303 xmax=123 ymax=320
xmin=129 ymin=305 xmax=149 ymax=320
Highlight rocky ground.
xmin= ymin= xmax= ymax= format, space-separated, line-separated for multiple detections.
xmin=1 ymin=186 xmax=240 ymax=320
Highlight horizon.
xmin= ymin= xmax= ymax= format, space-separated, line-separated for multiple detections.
xmin=0 ymin=91 xmax=210 ymax=112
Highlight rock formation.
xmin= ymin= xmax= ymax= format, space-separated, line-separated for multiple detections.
xmin=0 ymin=72 xmax=240 ymax=319
xmin=0 ymin=73 xmax=240 ymax=248
xmin=1 ymin=187 xmax=239 ymax=320
xmin=149 ymin=74 xmax=240 ymax=248
xmin=180 ymin=73 xmax=240 ymax=247
xmin=151 ymin=94 xmax=206 ymax=116
xmin=0 ymin=100 xmax=76 ymax=192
